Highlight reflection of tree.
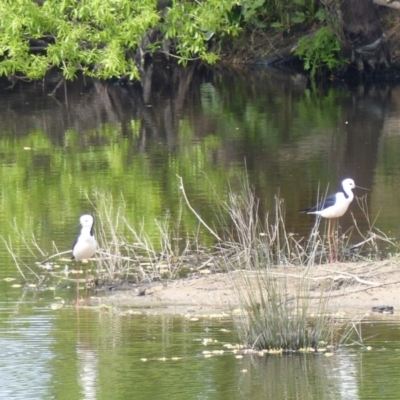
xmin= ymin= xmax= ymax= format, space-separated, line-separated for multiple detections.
xmin=339 ymin=85 xmax=387 ymax=226
xmin=0 ymin=64 xmax=205 ymax=148
xmin=0 ymin=66 xmax=391 ymax=252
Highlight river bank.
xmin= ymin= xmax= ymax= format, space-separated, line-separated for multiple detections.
xmin=91 ymin=259 xmax=400 ymax=318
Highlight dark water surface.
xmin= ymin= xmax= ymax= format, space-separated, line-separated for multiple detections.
xmin=1 ymin=67 xmax=400 ymax=398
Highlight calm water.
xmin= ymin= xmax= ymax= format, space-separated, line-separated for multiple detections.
xmin=1 ymin=67 xmax=400 ymax=398
xmin=1 ymin=305 xmax=400 ymax=399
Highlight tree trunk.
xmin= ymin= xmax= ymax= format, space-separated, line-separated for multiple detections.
xmin=327 ymin=0 xmax=391 ymax=71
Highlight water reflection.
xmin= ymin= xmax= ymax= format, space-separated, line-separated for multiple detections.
xmin=1 ymin=305 xmax=400 ymax=399
xmin=0 ymin=312 xmax=54 ymax=399
xmin=230 ymin=349 xmax=360 ymax=400
xmin=77 ymin=342 xmax=98 ymax=399
xmin=1 ymin=67 xmax=400 ymax=398
xmin=0 ymin=68 xmax=398 ymax=260
xmin=0 ymin=68 xmax=398 ymax=264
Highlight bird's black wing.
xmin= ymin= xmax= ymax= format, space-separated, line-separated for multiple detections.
xmin=71 ymin=236 xmax=78 ymax=260
xmin=300 ymin=193 xmax=337 ymax=213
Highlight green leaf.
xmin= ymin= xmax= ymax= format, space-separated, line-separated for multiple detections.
xmin=270 ymin=22 xmax=283 ymax=29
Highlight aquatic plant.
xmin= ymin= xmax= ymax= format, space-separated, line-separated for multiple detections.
xmin=178 ymin=174 xmax=382 ymax=351
xmin=199 ymin=176 xmax=344 ymax=350
xmin=91 ymin=189 xmax=203 ymax=282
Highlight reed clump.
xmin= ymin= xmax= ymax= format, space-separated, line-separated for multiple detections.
xmin=3 ymin=190 xmax=209 ymax=287
xmin=89 ymin=189 xmax=210 ymax=283
xmin=210 ymin=180 xmax=347 ymax=351
xmin=177 ymin=175 xmax=382 ymax=351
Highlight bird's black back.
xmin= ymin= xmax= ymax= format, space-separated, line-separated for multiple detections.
xmin=300 ymin=193 xmax=337 ymax=213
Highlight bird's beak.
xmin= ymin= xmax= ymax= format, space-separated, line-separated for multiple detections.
xmin=356 ymin=185 xmax=370 ymax=191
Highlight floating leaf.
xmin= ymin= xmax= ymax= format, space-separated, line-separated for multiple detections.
xmin=50 ymin=302 xmax=64 ymax=310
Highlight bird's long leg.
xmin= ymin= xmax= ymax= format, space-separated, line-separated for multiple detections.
xmin=76 ymin=261 xmax=82 ymax=307
xmin=333 ymin=218 xmax=338 ymax=262
xmin=327 ymin=218 xmax=332 ymax=263
xmin=85 ymin=266 xmax=89 ymax=307
xmin=335 ymin=218 xmax=339 ymax=261
xmin=76 ymin=263 xmax=80 ymax=307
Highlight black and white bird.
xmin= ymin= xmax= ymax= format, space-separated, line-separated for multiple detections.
xmin=301 ymin=178 xmax=357 ymax=219
xmin=72 ymin=214 xmax=97 ymax=305
xmin=72 ymin=214 xmax=97 ymax=262
xmin=301 ymin=178 xmax=364 ymax=262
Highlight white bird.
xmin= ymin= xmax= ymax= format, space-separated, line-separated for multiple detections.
xmin=72 ymin=214 xmax=97 ymax=262
xmin=301 ymin=178 xmax=357 ymax=219
xmin=301 ymin=178 xmax=366 ymax=262
xmin=72 ymin=214 xmax=97 ymax=305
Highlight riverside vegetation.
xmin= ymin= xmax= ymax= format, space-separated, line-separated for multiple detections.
xmin=1 ymin=0 xmax=345 ymax=82
xmin=5 ymin=175 xmax=397 ymax=352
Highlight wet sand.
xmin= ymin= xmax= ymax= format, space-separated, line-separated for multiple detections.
xmin=92 ymin=259 xmax=400 ymax=319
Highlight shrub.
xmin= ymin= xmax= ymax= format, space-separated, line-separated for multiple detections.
xmin=295 ymin=27 xmax=344 ymax=79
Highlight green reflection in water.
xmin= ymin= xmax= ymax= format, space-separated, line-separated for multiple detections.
xmin=0 ymin=70 xmax=387 ymax=287
xmin=0 ymin=118 xmax=244 ymax=303
xmin=42 ymin=309 xmax=364 ymax=400
xmin=2 ymin=289 xmax=400 ymax=398
xmin=48 ymin=309 xmax=239 ymax=400
xmin=0 ymin=125 xmax=233 ymax=276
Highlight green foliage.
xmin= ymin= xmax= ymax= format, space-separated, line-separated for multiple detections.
xmin=239 ymin=0 xmax=325 ymax=31
xmin=0 ymin=0 xmax=160 ymax=80
xmin=291 ymin=0 xmax=325 ymax=24
xmin=162 ymin=0 xmax=241 ymax=65
xmin=0 ymin=0 xmax=342 ymax=81
xmin=295 ymin=27 xmax=343 ymax=79
xmin=239 ymin=0 xmax=268 ymax=29
xmin=0 ymin=0 xmax=241 ymax=80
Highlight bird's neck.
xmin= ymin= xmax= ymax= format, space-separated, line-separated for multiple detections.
xmin=80 ymin=226 xmax=94 ymax=237
xmin=344 ymin=188 xmax=354 ymax=201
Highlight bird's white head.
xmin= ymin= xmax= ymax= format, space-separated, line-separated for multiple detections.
xmin=341 ymin=178 xmax=357 ymax=200
xmin=342 ymin=178 xmax=356 ymax=191
xmin=80 ymin=214 xmax=94 ymax=229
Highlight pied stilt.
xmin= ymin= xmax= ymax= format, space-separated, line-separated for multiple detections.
xmin=72 ymin=214 xmax=97 ymax=305
xmin=301 ymin=178 xmax=365 ymax=262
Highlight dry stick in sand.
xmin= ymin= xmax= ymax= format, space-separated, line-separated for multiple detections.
xmin=323 ymin=278 xmax=400 ymax=299
xmin=176 ymin=175 xmax=222 ymax=242
xmin=194 ymin=256 xmax=215 ymax=271
xmin=236 ymin=268 xmax=379 ymax=288
xmin=258 ymin=270 xmax=378 ymax=286
xmin=320 ymin=268 xmax=380 ymax=286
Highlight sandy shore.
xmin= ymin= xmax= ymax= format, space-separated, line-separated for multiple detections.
xmin=92 ymin=259 xmax=400 ymax=318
